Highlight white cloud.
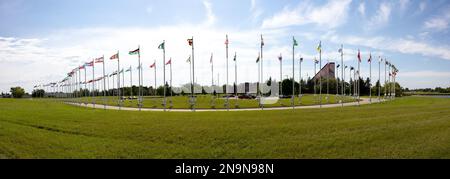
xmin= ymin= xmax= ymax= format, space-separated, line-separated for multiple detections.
xmin=261 ymin=0 xmax=352 ymax=29
xmin=326 ymin=33 xmax=450 ymax=61
xmin=367 ymin=2 xmax=392 ymax=30
xmin=202 ymin=0 xmax=216 ymax=26
xmin=424 ymin=12 xmax=450 ymax=32
xmin=358 ymin=2 xmax=365 ymax=17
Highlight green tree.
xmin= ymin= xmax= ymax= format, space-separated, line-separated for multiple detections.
xmin=10 ymin=86 xmax=25 ymax=98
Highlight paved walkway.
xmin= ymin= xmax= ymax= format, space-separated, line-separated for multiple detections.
xmin=67 ymin=97 xmax=385 ymax=112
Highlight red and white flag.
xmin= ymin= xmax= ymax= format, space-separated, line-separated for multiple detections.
xmin=150 ymin=62 xmax=156 ymax=68
xmin=110 ymin=53 xmax=119 ymax=60
xmin=95 ymin=56 xmax=104 ymax=63
xmin=165 ymin=58 xmax=171 ymax=65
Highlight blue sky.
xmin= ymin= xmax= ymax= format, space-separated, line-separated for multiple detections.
xmin=1 ymin=0 xmax=450 ymax=93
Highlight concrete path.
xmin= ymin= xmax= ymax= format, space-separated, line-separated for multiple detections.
xmin=67 ymin=97 xmax=385 ymax=112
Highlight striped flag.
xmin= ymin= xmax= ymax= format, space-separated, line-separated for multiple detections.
xmin=95 ymin=57 xmax=104 ymax=63
xmin=85 ymin=61 xmax=94 ymax=67
xmin=110 ymin=53 xmax=119 ymax=60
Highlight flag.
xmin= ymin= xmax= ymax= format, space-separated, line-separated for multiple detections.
xmin=233 ymin=53 xmax=236 ymax=61
xmin=129 ymin=48 xmax=139 ymax=55
xmin=165 ymin=58 xmax=171 ymax=65
xmin=338 ymin=48 xmax=342 ymax=53
xmin=186 ymin=56 xmax=191 ymax=63
xmin=210 ymin=53 xmax=213 ymax=64
xmin=316 ymin=41 xmax=321 ymax=52
xmin=85 ymin=61 xmax=94 ymax=67
xmin=278 ymin=54 xmax=282 ymax=61
xmin=187 ymin=38 xmax=193 ymax=46
xmin=357 ymin=49 xmax=361 ymax=62
xmin=368 ymin=53 xmax=372 ymax=63
xmin=300 ymin=57 xmax=303 ymax=62
xmin=256 ymin=55 xmax=260 ymax=63
xmin=293 ymin=37 xmax=298 ymax=46
xmin=125 ymin=66 xmax=132 ymax=72
xmin=345 ymin=65 xmax=348 ymax=69
xmin=350 ymin=66 xmax=354 ymax=70
xmin=379 ymin=56 xmax=382 ymax=62
xmin=150 ymin=62 xmax=156 ymax=68
xmin=95 ymin=57 xmax=104 ymax=63
xmin=79 ymin=65 xmax=85 ymax=70
xmin=314 ymin=58 xmax=319 ymax=64
xmin=119 ymin=69 xmax=124 ymax=73
xmin=225 ymin=36 xmax=229 ymax=45
xmin=110 ymin=53 xmax=119 ymax=60
xmin=337 ymin=64 xmax=340 ymax=68
xmin=158 ymin=42 xmax=165 ymax=50
xmin=261 ymin=35 xmax=264 ymax=47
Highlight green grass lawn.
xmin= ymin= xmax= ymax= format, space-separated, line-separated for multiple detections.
xmin=0 ymin=96 xmax=449 ymax=158
xmin=72 ymin=94 xmax=356 ymax=109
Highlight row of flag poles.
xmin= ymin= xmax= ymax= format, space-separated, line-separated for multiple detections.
xmin=36 ymin=35 xmax=399 ymax=111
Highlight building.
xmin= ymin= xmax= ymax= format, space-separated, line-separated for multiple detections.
xmin=312 ymin=62 xmax=335 ymax=81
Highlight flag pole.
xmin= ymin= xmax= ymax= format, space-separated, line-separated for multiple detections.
xmin=326 ymin=60 xmax=329 ymax=104
xmin=191 ymin=36 xmax=195 ymax=111
xmin=225 ymin=35 xmax=229 ymax=111
xmin=92 ymin=59 xmax=95 ymax=108
xmin=78 ymin=67 xmax=81 ymax=104
xmin=292 ymin=36 xmax=295 ymax=109
xmin=84 ymin=65 xmax=87 ymax=106
xmin=170 ymin=58 xmax=173 ymax=106
xmin=130 ymin=65 xmax=132 ymax=99
xmin=137 ymin=45 xmax=142 ymax=110
xmin=117 ymin=51 xmax=121 ymax=110
xmin=162 ymin=40 xmax=166 ymax=111
xmin=279 ymin=53 xmax=282 ymax=101
xmin=319 ymin=41 xmax=322 ymax=108
xmin=341 ymin=45 xmax=344 ymax=106
xmin=369 ymin=54 xmax=372 ymax=103
xmin=234 ymin=52 xmax=238 ymax=108
xmin=378 ymin=57 xmax=381 ymax=101
xmin=260 ymin=34 xmax=264 ymax=110
xmin=102 ymin=55 xmax=106 ymax=109
xmin=299 ymin=57 xmax=302 ymax=105
xmin=358 ymin=55 xmax=361 ymax=106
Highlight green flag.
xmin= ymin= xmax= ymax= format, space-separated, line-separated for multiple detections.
xmin=158 ymin=42 xmax=165 ymax=50
xmin=129 ymin=48 xmax=139 ymax=55
xmin=293 ymin=37 xmax=298 ymax=46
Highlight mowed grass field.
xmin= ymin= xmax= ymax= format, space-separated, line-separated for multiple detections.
xmin=75 ymin=94 xmax=356 ymax=109
xmin=0 ymin=96 xmax=449 ymax=158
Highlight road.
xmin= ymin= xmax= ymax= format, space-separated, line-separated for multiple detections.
xmin=66 ymin=97 xmax=386 ymax=112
